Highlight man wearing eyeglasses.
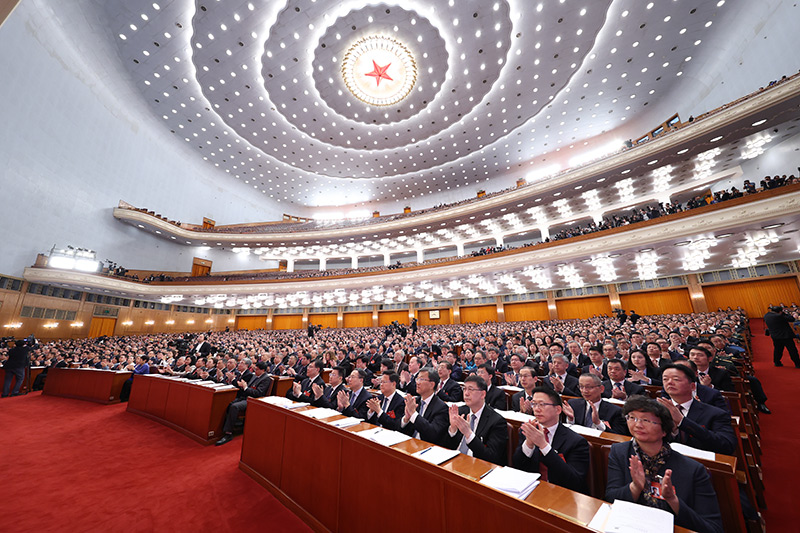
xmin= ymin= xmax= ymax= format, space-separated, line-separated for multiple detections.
xmin=400 ymin=368 xmax=449 ymax=447
xmin=444 ymin=375 xmax=508 ymax=466
xmin=512 ymin=387 xmax=590 ymax=494
xmin=562 ymin=374 xmax=627 ymax=435
xmin=366 ymin=372 xmax=405 ymax=431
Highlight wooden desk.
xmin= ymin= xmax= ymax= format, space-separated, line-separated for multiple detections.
xmin=239 ymin=400 xmax=691 ymax=533
xmin=127 ymin=375 xmax=238 ymax=445
xmin=273 ymin=376 xmax=294 ymax=397
xmin=0 ymin=366 xmax=44 ymax=394
xmin=43 ymin=367 xmax=131 ymax=404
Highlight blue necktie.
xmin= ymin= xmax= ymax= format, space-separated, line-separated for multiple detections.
xmin=458 ymin=414 xmax=476 ymax=454
xmin=584 ymin=403 xmax=593 ymax=427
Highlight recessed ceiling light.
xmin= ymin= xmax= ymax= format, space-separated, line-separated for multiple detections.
xmin=715 ymin=233 xmax=733 ymax=238
xmin=674 ymin=241 xmax=690 ymax=246
xmin=710 ymin=135 xmax=723 ymax=142
xmin=762 ymin=223 xmax=784 ymax=230
xmin=751 ymin=119 xmax=767 ymax=126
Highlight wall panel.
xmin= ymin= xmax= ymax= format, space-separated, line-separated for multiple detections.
xmin=343 ymin=312 xmax=372 ymax=328
xmin=378 ymin=310 xmax=409 ymax=326
xmin=308 ymin=313 xmax=338 ymax=329
xmin=556 ymin=296 xmax=612 ymax=320
xmin=236 ymin=316 xmax=268 ymax=331
xmin=459 ymin=305 xmax=498 ymax=324
xmin=418 ymin=309 xmax=452 ymax=326
xmin=703 ymin=277 xmax=800 ymax=317
xmin=503 ymin=301 xmax=550 ymax=322
xmin=272 ymin=315 xmax=303 ymax=330
xmin=619 ymin=288 xmax=693 ymax=316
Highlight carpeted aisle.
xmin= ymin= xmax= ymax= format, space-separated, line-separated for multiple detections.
xmin=746 ymin=318 xmax=800 ymax=529
xmin=0 ymin=393 xmax=311 ymax=533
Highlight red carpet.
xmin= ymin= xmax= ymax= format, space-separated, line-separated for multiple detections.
xmin=746 ymin=318 xmax=800 ymax=529
xmin=0 ymin=394 xmax=311 ymax=533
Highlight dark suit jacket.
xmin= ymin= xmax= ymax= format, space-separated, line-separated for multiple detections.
xmin=580 ymin=363 xmax=609 ymax=381
xmin=236 ymin=372 xmax=272 ymax=400
xmin=444 ymin=405 xmax=508 ymax=466
xmin=437 ymin=378 xmax=463 ymax=403
xmin=512 ymin=423 xmax=590 ymax=494
xmin=312 ymin=383 xmax=345 ymax=409
xmin=606 ymin=441 xmax=723 ymax=533
xmin=286 ymin=375 xmax=325 ymax=403
xmin=341 ymin=387 xmax=371 ymax=419
xmin=488 ymin=359 xmax=508 ymax=374
xmin=401 ymin=394 xmax=450 ymax=447
xmin=485 ymin=385 xmax=507 ymax=410
xmin=673 ymin=400 xmax=736 ymax=455
xmin=400 ymin=372 xmax=418 ymax=397
xmin=192 ymin=341 xmax=212 ymax=356
xmin=567 ymin=398 xmax=627 ymax=435
xmin=601 ymin=380 xmax=645 ymax=399
xmin=704 ymin=366 xmax=734 ymax=392
xmin=764 ymin=310 xmax=796 ymax=339
xmin=511 ymin=389 xmax=536 ymax=413
xmin=370 ymin=392 xmax=406 ymax=431
xmin=695 ymin=384 xmax=730 ymax=414
xmin=542 ymin=374 xmax=580 ymax=397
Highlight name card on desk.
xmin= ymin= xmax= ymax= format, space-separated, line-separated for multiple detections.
xmin=479 ymin=466 xmax=540 ymax=500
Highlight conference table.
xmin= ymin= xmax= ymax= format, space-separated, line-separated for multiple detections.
xmin=43 ymin=367 xmax=131 ymax=404
xmin=126 ymin=374 xmax=238 ymax=445
xmin=0 ymin=366 xmax=44 ymax=394
xmin=239 ymin=398 xmax=693 ymax=533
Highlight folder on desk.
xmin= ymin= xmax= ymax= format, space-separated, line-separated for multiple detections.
xmin=499 ymin=385 xmax=523 ymax=392
xmin=603 ymin=500 xmax=673 ymax=532
xmin=479 ymin=466 xmax=540 ymax=500
xmin=300 ymin=407 xmax=342 ymax=420
xmin=356 ymin=427 xmax=412 ymax=447
xmin=327 ymin=417 xmax=363 ymax=429
xmin=411 ymin=446 xmax=460 ymax=465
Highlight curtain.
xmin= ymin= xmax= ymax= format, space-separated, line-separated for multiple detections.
xmin=378 ymin=311 xmax=409 ymax=326
xmin=273 ymin=315 xmax=303 ymax=330
xmin=236 ymin=316 xmax=268 ymax=331
xmin=556 ymin=296 xmax=613 ymax=320
xmin=308 ymin=313 xmax=338 ymax=329
xmin=89 ymin=317 xmax=116 ymax=338
xmin=703 ymin=277 xmax=800 ymax=317
xmin=343 ymin=312 xmax=373 ymax=328
xmin=504 ymin=301 xmax=550 ymax=322
xmin=619 ymin=288 xmax=693 ymax=316
xmin=460 ymin=305 xmax=498 ymax=324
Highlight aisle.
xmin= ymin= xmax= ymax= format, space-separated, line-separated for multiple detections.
xmin=0 ymin=393 xmax=310 ymax=533
xmin=746 ymin=318 xmax=800 ymax=528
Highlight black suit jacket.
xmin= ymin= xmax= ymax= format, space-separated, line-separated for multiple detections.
xmin=512 ymin=423 xmax=590 ymax=494
xmin=511 ymin=389 xmax=535 ymax=413
xmin=444 ymin=405 xmax=508 ymax=466
xmin=369 ymin=392 xmax=406 ymax=431
xmin=437 ymin=378 xmax=463 ymax=403
xmin=542 ymin=374 xmax=580 ymax=397
xmin=236 ymin=372 xmax=272 ymax=400
xmin=764 ymin=310 xmax=796 ymax=339
xmin=192 ymin=341 xmax=212 ymax=356
xmin=566 ymin=398 xmax=627 ymax=435
xmin=312 ymin=383 xmax=345 ymax=409
xmin=703 ymin=366 xmax=734 ymax=392
xmin=601 ymin=380 xmax=645 ymax=399
xmin=286 ymin=375 xmax=325 ymax=403
xmin=400 ymin=372 xmax=418 ymax=397
xmin=673 ymin=399 xmax=736 ymax=455
xmin=485 ymin=385 xmax=507 ymax=410
xmin=341 ymin=387 xmax=371 ymax=419
xmin=606 ymin=441 xmax=723 ymax=533
xmin=401 ymin=394 xmax=450 ymax=447
xmin=695 ymin=384 xmax=730 ymax=414
xmin=580 ymin=363 xmax=609 ymax=381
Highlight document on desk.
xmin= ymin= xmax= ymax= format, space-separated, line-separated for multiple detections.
xmin=300 ymin=407 xmax=342 ymax=420
xmin=479 ymin=466 xmax=540 ymax=500
xmin=356 ymin=427 xmax=412 ymax=447
xmin=563 ymin=422 xmax=603 ymax=437
xmin=603 ymin=500 xmax=673 ymax=533
xmin=604 ymin=398 xmax=625 ymax=406
xmin=587 ymin=503 xmax=612 ymax=532
xmin=327 ymin=417 xmax=363 ymax=429
xmin=411 ymin=446 xmax=460 ymax=465
xmin=497 ymin=410 xmax=535 ymax=424
xmin=669 ymin=442 xmax=715 ymax=460
xmin=259 ymin=396 xmax=307 ymax=409
xmin=498 ymin=385 xmax=523 ymax=392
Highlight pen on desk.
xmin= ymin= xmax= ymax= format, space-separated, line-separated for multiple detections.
xmin=479 ymin=467 xmax=495 ymax=479
xmin=418 ymin=446 xmax=433 ymax=455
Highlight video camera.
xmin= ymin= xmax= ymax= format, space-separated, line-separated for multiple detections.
xmin=1 ymin=334 xmax=36 ymax=348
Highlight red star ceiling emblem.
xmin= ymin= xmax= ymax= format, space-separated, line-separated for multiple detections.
xmin=365 ymin=60 xmax=393 ymax=87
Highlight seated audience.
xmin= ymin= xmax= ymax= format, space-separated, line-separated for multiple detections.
xmin=444 ymin=375 xmax=508 ymax=465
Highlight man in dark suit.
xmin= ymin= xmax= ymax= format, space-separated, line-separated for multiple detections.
xmin=541 ymin=354 xmax=580 ymax=397
xmin=601 ymin=359 xmax=645 ymax=400
xmin=657 ymin=364 xmax=736 ymax=455
xmin=366 ymin=372 xmax=405 ymax=431
xmin=191 ymin=335 xmax=212 ymax=357
xmin=2 ymin=338 xmax=32 ymax=397
xmin=672 ymin=359 xmax=730 ymax=414
xmin=486 ymin=347 xmax=508 ymax=374
xmin=286 ymin=360 xmax=326 ymax=403
xmin=215 ymin=362 xmax=273 ymax=445
xmin=336 ymin=369 xmax=371 ymax=420
xmin=400 ymin=368 xmax=450 ymax=446
xmin=563 ymin=374 xmax=627 ymax=435
xmin=510 ymin=367 xmax=540 ymax=413
xmin=580 ymin=346 xmax=609 ymax=381
xmin=444 ymin=375 xmax=508 ymax=466
xmin=399 ymin=356 xmax=420 ymax=396
xmin=687 ymin=346 xmax=734 ymax=392
xmin=477 ymin=364 xmax=507 ymax=410
xmin=512 ymin=387 xmax=590 ymax=494
xmin=436 ymin=361 xmax=463 ymax=403
xmin=764 ymin=305 xmax=800 ymax=367
xmin=311 ymin=366 xmax=346 ymax=409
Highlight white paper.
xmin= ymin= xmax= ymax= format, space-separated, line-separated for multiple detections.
xmin=445 ymin=401 xmax=466 ymax=408
xmin=479 ymin=466 xmax=541 ymax=498
xmin=412 ymin=446 xmax=460 ymax=465
xmin=356 ymin=427 xmax=413 ymax=447
xmin=300 ymin=407 xmax=344 ymax=420
xmin=499 ymin=385 xmax=523 ymax=392
xmin=604 ymin=500 xmax=673 ymax=533
xmin=669 ymin=442 xmax=716 ymax=460
xmin=564 ymin=422 xmax=603 ymax=437
xmin=212 ymin=385 xmax=237 ymax=391
xmin=497 ymin=410 xmax=536 ymax=424
xmin=587 ymin=503 xmax=612 ymax=532
xmin=327 ymin=416 xmax=364 ymax=429
xmin=259 ymin=396 xmax=307 ymax=409
xmin=604 ymin=398 xmax=625 ymax=406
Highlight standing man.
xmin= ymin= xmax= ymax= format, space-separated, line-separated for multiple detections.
xmin=764 ymin=305 xmax=800 ymax=367
xmin=2 ymin=337 xmax=33 ymax=398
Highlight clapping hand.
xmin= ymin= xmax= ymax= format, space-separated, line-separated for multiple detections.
xmin=520 ymin=420 xmax=547 ymax=449
xmin=628 ymin=369 xmax=647 ymax=382
xmin=291 ymin=382 xmax=302 ymax=397
xmin=311 ymin=383 xmax=324 ymax=400
xmin=548 ymin=374 xmax=565 ymax=393
xmin=698 ymin=373 xmax=712 ymax=387
xmin=403 ymin=395 xmax=417 ymax=422
xmin=561 ymin=401 xmax=575 ymax=421
xmin=366 ymin=396 xmax=381 ymax=414
xmin=336 ymin=389 xmax=350 ymax=411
